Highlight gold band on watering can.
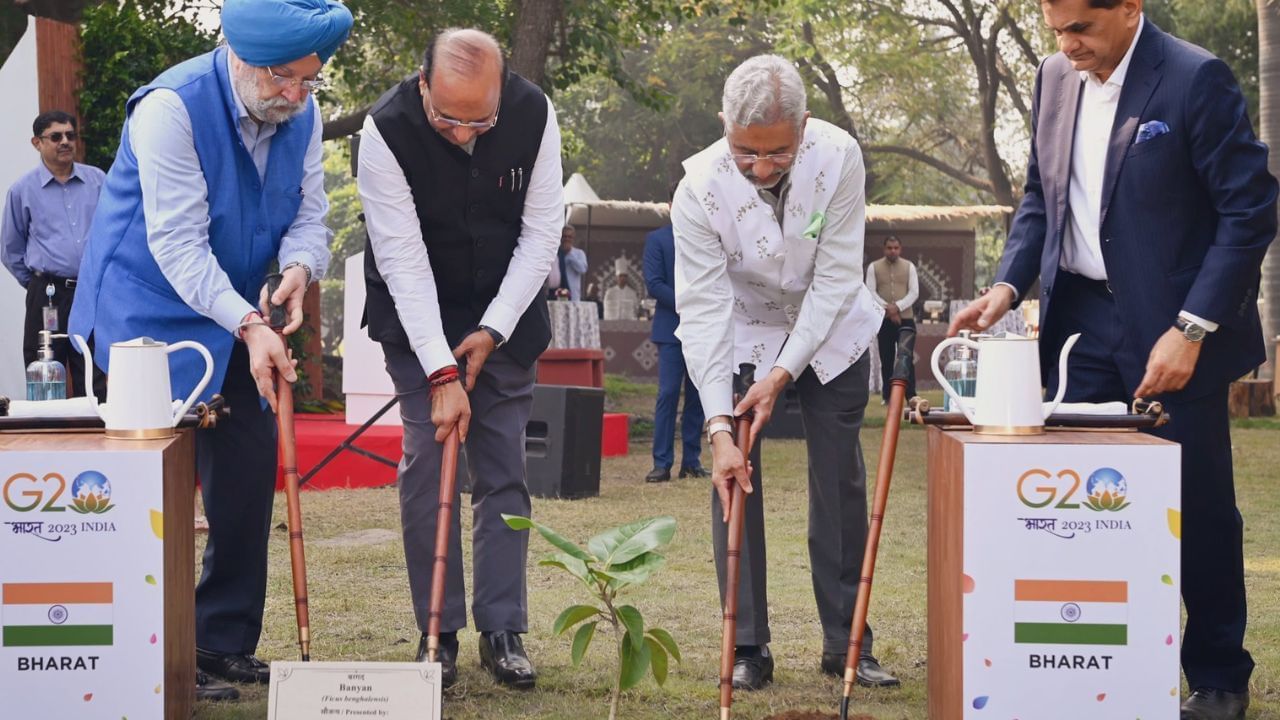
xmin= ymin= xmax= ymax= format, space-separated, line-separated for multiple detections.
xmin=973 ymin=424 xmax=1045 ymax=436
xmin=104 ymin=427 xmax=176 ymax=440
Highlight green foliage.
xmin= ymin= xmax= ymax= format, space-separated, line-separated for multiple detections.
xmin=504 ymin=513 xmax=680 ymax=719
xmin=77 ymin=1 xmax=215 ymax=170
xmin=1146 ymin=0 xmax=1259 ymax=123
xmin=318 ymin=143 xmax=363 ymax=356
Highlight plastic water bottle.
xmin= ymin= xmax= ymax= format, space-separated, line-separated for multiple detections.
xmin=26 ymin=330 xmax=67 ymax=401
xmin=943 ymin=330 xmax=977 ymax=413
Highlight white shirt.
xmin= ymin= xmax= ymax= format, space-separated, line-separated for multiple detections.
xmin=128 ymin=67 xmax=331 ymax=335
xmin=357 ymin=97 xmax=564 ymax=376
xmin=865 ymin=259 xmax=919 ymax=312
xmin=673 ymin=125 xmax=873 ymax=419
xmin=1061 ymin=14 xmax=1143 ymax=282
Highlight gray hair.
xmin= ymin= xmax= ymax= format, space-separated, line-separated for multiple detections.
xmin=721 ymin=55 xmax=807 ymax=128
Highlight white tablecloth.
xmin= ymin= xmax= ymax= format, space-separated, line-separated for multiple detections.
xmin=547 ymin=300 xmax=601 ymax=349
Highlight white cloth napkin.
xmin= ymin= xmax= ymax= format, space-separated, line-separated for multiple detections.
xmin=5 ymin=397 xmax=100 ymax=419
xmin=1050 ymin=401 xmax=1130 ymax=416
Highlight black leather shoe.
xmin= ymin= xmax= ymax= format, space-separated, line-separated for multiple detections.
xmin=415 ymin=632 xmax=458 ymax=688
xmin=679 ymin=465 xmax=710 ymax=479
xmin=478 ymin=631 xmax=536 ymax=689
xmin=195 ymin=670 xmax=240 ymax=702
xmin=196 ymin=649 xmax=271 ymax=684
xmin=855 ymin=655 xmax=900 ymax=688
xmin=1181 ymin=688 xmax=1249 ymax=720
xmin=820 ymin=651 xmax=845 ymax=677
xmin=731 ymin=644 xmax=774 ymax=690
xmin=645 ymin=466 xmax=671 ymax=483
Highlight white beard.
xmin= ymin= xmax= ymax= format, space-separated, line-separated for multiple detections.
xmin=232 ymin=65 xmax=307 ymax=124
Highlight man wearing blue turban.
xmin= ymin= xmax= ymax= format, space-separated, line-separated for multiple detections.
xmin=70 ymin=0 xmax=352 ymax=703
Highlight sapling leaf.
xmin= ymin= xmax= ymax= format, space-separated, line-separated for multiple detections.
xmin=647 ymin=628 xmax=681 ymax=664
xmin=618 ymin=633 xmax=651 ymax=690
xmin=588 ymin=516 xmax=676 ymax=567
xmin=553 ymin=605 xmax=602 ymax=636
xmin=645 ymin=636 xmax=669 ymax=686
xmin=571 ymin=622 xmax=597 ymax=666
xmin=617 ymin=605 xmax=645 ymax=652
xmin=503 ymin=514 xmax=595 ymax=562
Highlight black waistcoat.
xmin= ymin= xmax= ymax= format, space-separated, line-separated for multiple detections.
xmin=362 ymin=71 xmax=551 ymax=369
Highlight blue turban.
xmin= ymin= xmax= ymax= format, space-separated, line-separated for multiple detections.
xmin=221 ymin=0 xmax=354 ymax=67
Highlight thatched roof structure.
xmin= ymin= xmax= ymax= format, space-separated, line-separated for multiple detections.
xmin=563 ymin=175 xmax=1013 ymax=231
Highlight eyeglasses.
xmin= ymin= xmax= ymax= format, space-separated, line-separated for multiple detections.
xmin=266 ymin=66 xmax=328 ymax=92
xmin=38 ymin=131 xmax=77 ymax=143
xmin=427 ymin=98 xmax=499 ymax=131
xmin=729 ymin=151 xmax=796 ymax=167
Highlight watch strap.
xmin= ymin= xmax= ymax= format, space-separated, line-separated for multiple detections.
xmin=706 ymin=420 xmax=734 ymax=443
xmin=478 ymin=325 xmax=506 ymax=348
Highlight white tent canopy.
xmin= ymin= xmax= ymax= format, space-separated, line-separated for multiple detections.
xmin=563 ymin=172 xmax=601 ymax=206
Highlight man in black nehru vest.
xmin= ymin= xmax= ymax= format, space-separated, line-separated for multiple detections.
xmin=357 ymin=28 xmax=563 ymax=689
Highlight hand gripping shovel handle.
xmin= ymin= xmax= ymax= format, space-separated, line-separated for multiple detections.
xmin=839 ymin=327 xmax=914 ymax=719
xmin=719 ymin=363 xmax=756 ymax=720
xmin=267 ymin=272 xmax=311 ymax=661
xmin=426 ymin=427 xmax=462 ymax=662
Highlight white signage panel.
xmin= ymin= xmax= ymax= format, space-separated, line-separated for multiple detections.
xmin=961 ymin=442 xmax=1181 ymax=718
xmin=0 ymin=449 xmax=167 ymax=718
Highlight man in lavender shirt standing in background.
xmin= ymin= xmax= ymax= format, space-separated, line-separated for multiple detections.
xmin=1 ymin=110 xmax=105 ymax=397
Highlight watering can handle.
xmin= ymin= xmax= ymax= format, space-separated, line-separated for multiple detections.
xmin=166 ymin=341 xmax=214 ymax=426
xmin=71 ymin=334 xmax=102 ymax=417
xmin=1042 ymin=332 xmax=1082 ymax=418
xmin=930 ymin=336 xmax=978 ymax=423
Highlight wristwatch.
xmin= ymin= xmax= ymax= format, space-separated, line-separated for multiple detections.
xmin=706 ymin=421 xmax=734 ymax=444
xmin=1175 ymin=317 xmax=1207 ymax=344
xmin=477 ymin=325 xmax=506 ymax=348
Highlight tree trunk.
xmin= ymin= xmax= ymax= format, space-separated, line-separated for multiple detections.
xmin=1259 ymin=0 xmax=1280 ymax=377
xmin=508 ymin=0 xmax=563 ymax=88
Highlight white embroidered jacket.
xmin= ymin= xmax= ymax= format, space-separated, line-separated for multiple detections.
xmin=673 ymin=118 xmax=883 ymax=420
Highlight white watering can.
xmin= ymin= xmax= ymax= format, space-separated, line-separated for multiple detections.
xmin=73 ymin=335 xmax=213 ymax=439
xmin=930 ymin=332 xmax=1081 ymax=435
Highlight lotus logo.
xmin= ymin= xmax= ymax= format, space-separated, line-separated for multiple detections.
xmin=1082 ymin=468 xmax=1129 ymax=512
xmin=68 ymin=471 xmax=113 ymax=514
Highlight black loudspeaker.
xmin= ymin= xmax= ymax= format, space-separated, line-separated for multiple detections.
xmin=460 ymin=385 xmax=604 ymax=498
xmin=526 ymin=385 xmax=604 ymax=499
xmin=761 ymin=381 xmax=805 ymax=439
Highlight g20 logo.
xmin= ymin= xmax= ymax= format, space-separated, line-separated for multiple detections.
xmin=3 ymin=471 xmax=114 ymax=514
xmin=1016 ymin=467 xmax=1130 ymax=513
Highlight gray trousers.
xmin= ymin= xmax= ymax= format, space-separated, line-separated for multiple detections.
xmin=712 ymin=353 xmax=874 ymax=655
xmin=382 ymin=342 xmax=534 ymax=634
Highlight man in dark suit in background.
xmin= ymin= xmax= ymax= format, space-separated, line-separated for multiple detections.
xmin=642 ymin=181 xmax=707 ymax=483
xmin=953 ymin=2 xmax=1276 ymax=718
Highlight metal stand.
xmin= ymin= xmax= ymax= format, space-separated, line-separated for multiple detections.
xmin=298 ymin=397 xmax=400 ymax=487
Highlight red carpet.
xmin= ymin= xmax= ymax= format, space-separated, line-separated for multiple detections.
xmin=275 ymin=414 xmax=403 ymax=491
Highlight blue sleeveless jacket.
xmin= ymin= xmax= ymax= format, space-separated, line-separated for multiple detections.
xmin=70 ymin=47 xmax=313 ymax=402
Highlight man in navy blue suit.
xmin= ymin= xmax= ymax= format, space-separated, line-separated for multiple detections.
xmin=954 ymin=2 xmax=1275 ymax=718
xmin=643 ymin=183 xmax=707 ymax=483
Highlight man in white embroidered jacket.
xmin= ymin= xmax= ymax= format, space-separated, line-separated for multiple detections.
xmin=672 ymin=54 xmax=898 ymax=690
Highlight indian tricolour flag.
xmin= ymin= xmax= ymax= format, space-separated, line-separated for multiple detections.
xmin=2 ymin=582 xmax=114 ymax=647
xmin=1013 ymin=579 xmax=1127 ymax=646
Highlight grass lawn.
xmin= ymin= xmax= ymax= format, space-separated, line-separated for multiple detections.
xmin=195 ymin=385 xmax=1280 ymax=719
